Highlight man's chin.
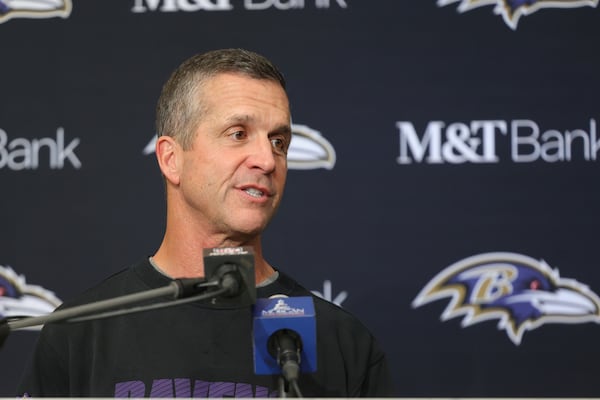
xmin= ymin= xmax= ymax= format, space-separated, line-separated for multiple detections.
xmin=229 ymin=218 xmax=271 ymax=239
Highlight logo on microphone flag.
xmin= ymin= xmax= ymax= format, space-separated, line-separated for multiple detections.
xmin=262 ymin=299 xmax=305 ymax=316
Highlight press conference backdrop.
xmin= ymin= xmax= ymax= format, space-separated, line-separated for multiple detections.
xmin=2 ymin=0 xmax=600 ymax=396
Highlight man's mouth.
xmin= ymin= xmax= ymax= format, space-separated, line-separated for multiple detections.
xmin=243 ymin=187 xmax=265 ymax=198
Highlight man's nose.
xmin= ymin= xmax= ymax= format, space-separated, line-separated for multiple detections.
xmin=247 ymin=137 xmax=276 ymax=173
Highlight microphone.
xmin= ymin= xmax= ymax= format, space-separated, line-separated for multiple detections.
xmin=0 ymin=248 xmax=257 ymax=350
xmin=253 ymin=296 xmax=317 ymax=382
xmin=268 ymin=328 xmax=303 ymax=383
xmin=203 ymin=247 xmax=256 ymax=307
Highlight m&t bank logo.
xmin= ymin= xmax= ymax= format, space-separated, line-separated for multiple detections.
xmin=396 ymin=119 xmax=600 ymax=164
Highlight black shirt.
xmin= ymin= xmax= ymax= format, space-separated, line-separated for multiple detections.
xmin=18 ymin=259 xmax=393 ymax=397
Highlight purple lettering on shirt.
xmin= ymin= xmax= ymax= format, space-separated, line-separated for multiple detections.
xmin=174 ymin=378 xmax=191 ymax=397
xmin=115 ymin=378 xmax=275 ymax=397
xmin=150 ymin=378 xmax=174 ymax=397
xmin=208 ymin=381 xmax=236 ymax=397
xmin=254 ymin=385 xmax=269 ymax=398
xmin=234 ymin=383 xmax=253 ymax=397
xmin=192 ymin=379 xmax=210 ymax=397
xmin=114 ymin=380 xmax=146 ymax=398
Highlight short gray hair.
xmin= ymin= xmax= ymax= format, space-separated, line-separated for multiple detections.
xmin=155 ymin=48 xmax=287 ymax=149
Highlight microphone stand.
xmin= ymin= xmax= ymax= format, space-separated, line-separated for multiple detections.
xmin=270 ymin=330 xmax=304 ymax=398
xmin=0 ymin=264 xmax=249 ymax=349
xmin=278 ymin=376 xmax=304 ymax=398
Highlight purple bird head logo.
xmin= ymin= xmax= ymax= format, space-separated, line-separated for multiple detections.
xmin=412 ymin=252 xmax=600 ymax=345
xmin=0 ymin=264 xmax=61 ymax=328
xmin=437 ymin=0 xmax=599 ymax=29
xmin=0 ymin=0 xmax=72 ymax=24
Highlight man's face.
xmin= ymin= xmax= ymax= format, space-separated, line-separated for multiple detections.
xmin=177 ymin=72 xmax=291 ymax=239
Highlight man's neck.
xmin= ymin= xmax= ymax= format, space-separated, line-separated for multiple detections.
xmin=152 ymin=232 xmax=275 ymax=285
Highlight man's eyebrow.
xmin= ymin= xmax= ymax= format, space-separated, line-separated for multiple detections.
xmin=222 ymin=114 xmax=291 ymax=138
xmin=224 ymin=114 xmax=254 ymax=125
xmin=225 ymin=114 xmax=291 ymax=134
xmin=270 ymin=124 xmax=292 ymax=137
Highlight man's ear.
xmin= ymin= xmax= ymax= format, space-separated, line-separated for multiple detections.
xmin=156 ymin=135 xmax=181 ymax=185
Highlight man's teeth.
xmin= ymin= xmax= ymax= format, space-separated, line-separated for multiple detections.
xmin=244 ymin=188 xmax=264 ymax=198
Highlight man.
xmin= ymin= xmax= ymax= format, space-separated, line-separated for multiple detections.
xmin=18 ymin=48 xmax=393 ymax=397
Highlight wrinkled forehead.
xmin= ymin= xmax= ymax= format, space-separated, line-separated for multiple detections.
xmin=198 ymin=73 xmax=290 ymax=116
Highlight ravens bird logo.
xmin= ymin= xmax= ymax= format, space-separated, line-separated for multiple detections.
xmin=0 ymin=0 xmax=72 ymax=24
xmin=412 ymin=252 xmax=600 ymax=345
xmin=0 ymin=265 xmax=62 ymax=329
xmin=437 ymin=0 xmax=599 ymax=30
xmin=286 ymin=124 xmax=336 ymax=170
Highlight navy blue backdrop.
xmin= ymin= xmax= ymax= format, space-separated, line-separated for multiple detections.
xmin=2 ymin=0 xmax=600 ymax=396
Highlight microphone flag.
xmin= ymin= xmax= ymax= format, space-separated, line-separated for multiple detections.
xmin=253 ymin=296 xmax=317 ymax=375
